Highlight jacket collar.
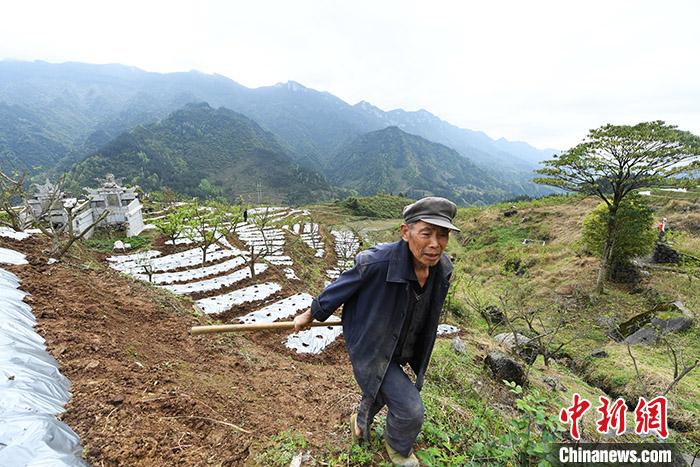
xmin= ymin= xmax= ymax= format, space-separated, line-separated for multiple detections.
xmin=386 ymin=240 xmax=453 ymax=283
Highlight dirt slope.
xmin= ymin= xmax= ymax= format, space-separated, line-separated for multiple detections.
xmin=2 ymin=236 xmax=356 ymax=466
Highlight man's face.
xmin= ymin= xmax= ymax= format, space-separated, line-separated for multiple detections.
xmin=400 ymin=220 xmax=450 ymax=268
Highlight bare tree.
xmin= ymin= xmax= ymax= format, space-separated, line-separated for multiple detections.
xmin=242 ymin=206 xmax=279 ymax=279
xmin=23 ymin=177 xmax=108 ymax=259
xmin=333 ymin=226 xmax=361 ymax=274
xmin=499 ymin=282 xmax=576 ymax=368
xmin=0 ymin=168 xmax=28 ymax=231
xmin=660 ymin=336 xmax=699 ymax=396
xmin=462 ymin=275 xmax=501 ymax=335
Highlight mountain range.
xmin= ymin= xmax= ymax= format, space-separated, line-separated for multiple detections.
xmin=0 ymin=60 xmax=559 ymax=204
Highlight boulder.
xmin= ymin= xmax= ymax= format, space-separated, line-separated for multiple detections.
xmin=624 ymin=317 xmax=693 ymax=345
xmin=624 ymin=326 xmax=659 ymax=345
xmin=485 ymin=351 xmax=527 ymax=387
xmin=652 ymin=242 xmax=680 ymax=264
xmin=494 ymin=332 xmax=538 ymax=364
xmin=543 ymin=376 xmax=567 ymax=392
xmin=669 ymin=301 xmax=695 ymax=319
xmin=451 ymin=336 xmax=466 ymax=354
xmin=590 ymin=349 xmax=608 ymax=358
xmin=484 ymin=304 xmax=505 ymax=325
xmin=651 ymin=317 xmax=693 ymax=333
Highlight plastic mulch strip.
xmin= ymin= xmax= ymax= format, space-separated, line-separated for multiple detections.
xmin=0 ymin=267 xmax=87 ymax=466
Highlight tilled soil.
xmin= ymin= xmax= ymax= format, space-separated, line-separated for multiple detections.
xmin=2 ymin=237 xmax=357 ymax=466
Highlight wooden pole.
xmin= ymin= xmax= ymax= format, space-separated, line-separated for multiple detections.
xmin=191 ymin=320 xmax=342 ymax=336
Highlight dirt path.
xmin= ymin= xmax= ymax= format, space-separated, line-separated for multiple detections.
xmin=3 ymin=237 xmax=357 ymax=466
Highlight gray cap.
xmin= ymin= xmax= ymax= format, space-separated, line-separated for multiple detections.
xmin=402 ymin=196 xmax=460 ymax=231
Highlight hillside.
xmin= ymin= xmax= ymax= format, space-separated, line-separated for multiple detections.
xmin=2 ymin=188 xmax=698 ymax=465
xmin=68 ymin=103 xmax=332 ymax=204
xmin=327 ymin=126 xmax=509 ymax=204
xmin=0 ymin=60 xmax=554 ymax=198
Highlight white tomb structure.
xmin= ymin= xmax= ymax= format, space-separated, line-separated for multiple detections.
xmin=23 ymin=174 xmax=145 ymax=239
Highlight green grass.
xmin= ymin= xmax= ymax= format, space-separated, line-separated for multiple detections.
xmin=338 ymin=194 xmax=414 ymax=219
xmin=83 ymin=235 xmax=151 ymax=252
xmin=253 ymin=430 xmax=308 ymax=466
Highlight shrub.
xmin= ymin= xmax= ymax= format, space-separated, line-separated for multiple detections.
xmin=581 ymin=196 xmax=656 ymax=281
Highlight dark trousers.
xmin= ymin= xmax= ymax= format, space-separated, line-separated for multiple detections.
xmin=356 ymin=361 xmax=425 ymax=457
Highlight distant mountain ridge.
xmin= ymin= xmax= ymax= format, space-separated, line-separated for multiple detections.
xmin=0 ymin=60 xmax=558 ymax=202
xmin=328 ymin=126 xmax=509 ymax=205
xmin=68 ymin=103 xmax=332 ymax=204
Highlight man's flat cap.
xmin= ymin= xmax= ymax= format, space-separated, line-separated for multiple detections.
xmin=402 ymin=197 xmax=460 ymax=231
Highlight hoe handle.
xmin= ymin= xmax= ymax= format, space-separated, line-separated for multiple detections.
xmin=191 ymin=320 xmax=342 ymax=335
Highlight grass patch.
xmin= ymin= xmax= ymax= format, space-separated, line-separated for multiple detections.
xmin=338 ymin=194 xmax=413 ymax=219
xmin=83 ymin=235 xmax=151 ymax=252
xmin=254 ymin=430 xmax=308 ymax=466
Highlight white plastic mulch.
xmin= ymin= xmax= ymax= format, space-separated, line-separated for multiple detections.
xmin=237 ymin=293 xmax=313 ymax=324
xmin=0 ymin=267 xmax=87 ymax=465
xmin=325 ymin=230 xmax=360 ymax=281
xmin=437 ymin=324 xmax=460 ymax=336
xmin=195 ymin=282 xmax=282 ymax=314
xmin=106 ymin=250 xmax=161 ymax=264
xmin=293 ymin=223 xmax=324 ymax=257
xmin=111 ymin=245 xmax=242 ymax=274
xmin=234 ymin=221 xmax=289 ymax=263
xmin=332 ymin=229 xmax=360 ymax=269
xmin=0 ymin=247 xmax=28 ymax=265
xmin=133 ymin=256 xmax=248 ymax=284
xmin=286 ymin=315 xmax=342 ymax=354
xmin=264 ymin=255 xmax=293 ymax=266
xmin=283 ymin=268 xmax=299 ymax=280
xmin=0 ymin=227 xmax=31 ymax=241
xmin=162 ymin=264 xmax=267 ymax=295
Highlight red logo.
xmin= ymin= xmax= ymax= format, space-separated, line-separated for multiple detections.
xmin=559 ymin=393 xmax=591 ymax=440
xmin=596 ymin=396 xmax=627 ymax=435
xmin=634 ymin=396 xmax=668 ymax=439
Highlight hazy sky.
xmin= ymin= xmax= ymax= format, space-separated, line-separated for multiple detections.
xmin=1 ymin=0 xmax=698 ymax=149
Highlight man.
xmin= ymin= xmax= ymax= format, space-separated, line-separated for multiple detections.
xmin=294 ymin=197 xmax=459 ymax=466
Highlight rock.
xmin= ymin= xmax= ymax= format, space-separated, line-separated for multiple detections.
xmin=625 ymin=315 xmax=693 ymax=345
xmin=670 ymin=301 xmax=695 ymax=319
xmin=107 ymin=395 xmax=125 ymax=406
xmin=590 ymin=349 xmax=608 ymax=358
xmin=484 ymin=304 xmax=505 ymax=325
xmin=494 ymin=332 xmax=538 ymax=364
xmin=485 ymin=351 xmax=527 ymax=386
xmin=451 ymin=336 xmax=466 ymax=354
xmin=624 ymin=326 xmax=659 ymax=345
xmin=651 ymin=317 xmax=693 ymax=333
xmin=682 ymin=453 xmax=700 ymax=467
xmin=543 ymin=376 xmax=567 ymax=392
xmin=652 ymin=242 xmax=680 ymax=264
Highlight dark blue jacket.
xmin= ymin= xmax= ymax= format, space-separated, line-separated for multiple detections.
xmin=311 ymin=240 xmax=453 ymax=399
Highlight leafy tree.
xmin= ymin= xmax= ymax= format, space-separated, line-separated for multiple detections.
xmin=535 ymin=121 xmax=700 ymax=293
xmin=581 ymin=196 xmax=657 ymax=281
xmin=186 ymin=201 xmax=243 ymax=264
xmin=153 ymin=206 xmax=193 ymax=246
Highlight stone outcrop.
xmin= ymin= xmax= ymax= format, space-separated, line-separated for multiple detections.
xmin=485 ymin=351 xmax=527 ymax=387
xmin=494 ymin=332 xmax=538 ymax=364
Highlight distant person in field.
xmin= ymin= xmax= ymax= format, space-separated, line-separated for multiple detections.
xmin=658 ymin=217 xmax=668 ymax=240
xmin=295 ymin=197 xmax=459 ymax=466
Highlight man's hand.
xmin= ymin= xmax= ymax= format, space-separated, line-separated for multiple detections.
xmin=294 ymin=309 xmax=314 ymax=331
